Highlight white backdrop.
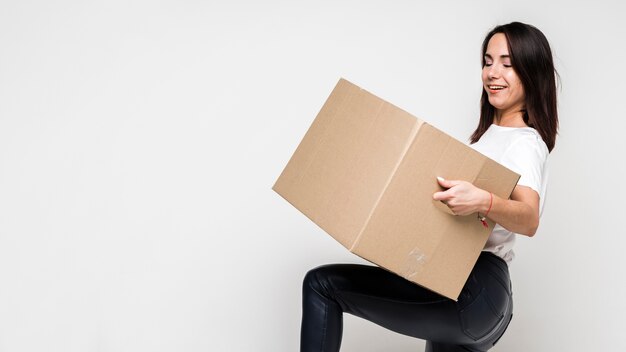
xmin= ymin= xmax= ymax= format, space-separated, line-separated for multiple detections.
xmin=1 ymin=1 xmax=625 ymax=351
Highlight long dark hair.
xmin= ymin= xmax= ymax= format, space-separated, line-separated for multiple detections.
xmin=469 ymin=22 xmax=559 ymax=152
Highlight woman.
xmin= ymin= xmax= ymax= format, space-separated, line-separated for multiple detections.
xmin=300 ymin=22 xmax=558 ymax=352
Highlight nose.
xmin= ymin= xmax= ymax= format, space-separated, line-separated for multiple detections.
xmin=487 ymin=64 xmax=501 ymax=79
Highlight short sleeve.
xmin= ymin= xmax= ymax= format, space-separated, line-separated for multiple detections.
xmin=500 ymin=134 xmax=548 ymax=195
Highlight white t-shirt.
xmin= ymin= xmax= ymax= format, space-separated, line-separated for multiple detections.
xmin=469 ymin=123 xmax=550 ymax=263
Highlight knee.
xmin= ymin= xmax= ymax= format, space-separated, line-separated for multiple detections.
xmin=302 ymin=265 xmax=334 ymax=296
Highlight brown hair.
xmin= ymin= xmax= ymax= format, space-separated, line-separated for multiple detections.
xmin=470 ymin=22 xmax=559 ymax=152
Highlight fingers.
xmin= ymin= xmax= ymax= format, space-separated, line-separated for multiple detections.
xmin=436 ymin=176 xmax=461 ymax=188
xmin=432 ymin=191 xmax=452 ymax=202
xmin=434 ymin=192 xmax=457 ymax=216
xmin=433 ymin=177 xmax=476 ymax=216
xmin=433 ymin=176 xmax=456 ymax=201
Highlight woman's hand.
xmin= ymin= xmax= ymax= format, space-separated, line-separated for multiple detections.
xmin=433 ymin=176 xmax=540 ymax=236
xmin=432 ymin=176 xmax=490 ymax=216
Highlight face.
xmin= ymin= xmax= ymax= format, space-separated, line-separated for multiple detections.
xmin=482 ymin=33 xmax=525 ymax=118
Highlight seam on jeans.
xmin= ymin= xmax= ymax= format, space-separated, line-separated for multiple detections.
xmin=320 ymin=302 xmax=328 ymax=352
xmin=481 ymin=254 xmax=507 ymax=275
xmin=483 ymin=269 xmax=509 ymax=292
xmin=484 ymin=256 xmax=508 ymax=277
xmin=480 ymin=255 xmax=511 ymax=294
xmin=339 ymin=290 xmax=450 ymax=305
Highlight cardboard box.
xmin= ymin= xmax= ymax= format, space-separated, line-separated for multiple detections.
xmin=273 ymin=78 xmax=519 ymax=300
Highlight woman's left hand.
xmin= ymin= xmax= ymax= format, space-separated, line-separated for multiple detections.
xmin=432 ymin=176 xmax=489 ymax=216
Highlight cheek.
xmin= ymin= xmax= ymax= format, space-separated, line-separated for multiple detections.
xmin=512 ymin=81 xmax=525 ymax=99
xmin=481 ymin=69 xmax=489 ymax=83
xmin=508 ymin=74 xmax=522 ymax=89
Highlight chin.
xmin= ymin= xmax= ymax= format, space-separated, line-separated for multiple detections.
xmin=488 ymin=99 xmax=505 ymax=110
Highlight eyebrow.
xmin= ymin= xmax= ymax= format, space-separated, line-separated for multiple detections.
xmin=484 ymin=54 xmax=511 ymax=59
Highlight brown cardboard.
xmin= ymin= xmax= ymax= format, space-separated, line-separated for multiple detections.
xmin=273 ymin=78 xmax=520 ymax=301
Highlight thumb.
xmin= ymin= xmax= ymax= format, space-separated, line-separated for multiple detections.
xmin=436 ymin=176 xmax=462 ymax=188
xmin=436 ymin=176 xmax=452 ymax=188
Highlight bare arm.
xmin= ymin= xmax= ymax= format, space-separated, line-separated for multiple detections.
xmin=432 ymin=177 xmax=540 ymax=237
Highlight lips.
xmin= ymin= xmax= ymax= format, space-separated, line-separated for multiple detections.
xmin=487 ymin=84 xmax=507 ymax=93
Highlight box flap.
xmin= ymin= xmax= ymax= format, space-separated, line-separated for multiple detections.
xmin=272 ymin=79 xmax=420 ymax=249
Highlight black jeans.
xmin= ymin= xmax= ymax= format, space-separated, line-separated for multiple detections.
xmin=301 ymin=251 xmax=513 ymax=352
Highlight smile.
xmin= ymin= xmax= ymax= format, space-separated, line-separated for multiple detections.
xmin=488 ymin=85 xmax=507 ymax=90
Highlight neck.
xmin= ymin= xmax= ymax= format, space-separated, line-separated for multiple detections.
xmin=494 ymin=108 xmax=526 ymax=128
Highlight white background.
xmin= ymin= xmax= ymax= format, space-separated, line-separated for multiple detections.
xmin=1 ymin=1 xmax=625 ymax=351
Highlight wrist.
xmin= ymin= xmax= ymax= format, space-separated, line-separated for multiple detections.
xmin=480 ymin=190 xmax=493 ymax=214
xmin=477 ymin=191 xmax=493 ymax=228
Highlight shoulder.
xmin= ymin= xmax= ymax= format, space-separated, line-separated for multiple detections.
xmin=500 ymin=128 xmax=549 ymax=197
xmin=504 ymin=128 xmax=549 ymax=160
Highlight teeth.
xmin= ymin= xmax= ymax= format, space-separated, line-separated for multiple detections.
xmin=489 ymin=85 xmax=505 ymax=90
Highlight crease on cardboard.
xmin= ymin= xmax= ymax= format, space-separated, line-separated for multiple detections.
xmin=475 ymin=159 xmax=520 ymax=199
xmin=473 ymin=156 xmax=492 ymax=181
xmin=349 ymin=117 xmax=425 ymax=251
xmin=402 ymin=247 xmax=429 ymax=279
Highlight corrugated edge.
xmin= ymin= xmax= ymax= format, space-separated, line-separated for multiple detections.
xmin=293 ymin=78 xmax=353 ymax=187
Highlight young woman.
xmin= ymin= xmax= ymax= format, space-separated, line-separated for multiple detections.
xmin=300 ymin=22 xmax=558 ymax=352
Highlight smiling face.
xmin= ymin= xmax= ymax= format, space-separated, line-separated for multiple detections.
xmin=482 ymin=33 xmax=526 ymax=123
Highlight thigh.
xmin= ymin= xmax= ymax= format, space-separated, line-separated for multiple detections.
xmin=455 ymin=253 xmax=513 ymax=349
xmin=308 ymin=263 xmax=473 ymax=345
xmin=308 ymin=252 xmax=512 ymax=348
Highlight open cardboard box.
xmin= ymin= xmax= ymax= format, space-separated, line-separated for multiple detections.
xmin=273 ymin=78 xmax=519 ymax=300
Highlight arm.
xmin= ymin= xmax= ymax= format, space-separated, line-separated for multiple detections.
xmin=432 ymin=177 xmax=540 ymax=237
